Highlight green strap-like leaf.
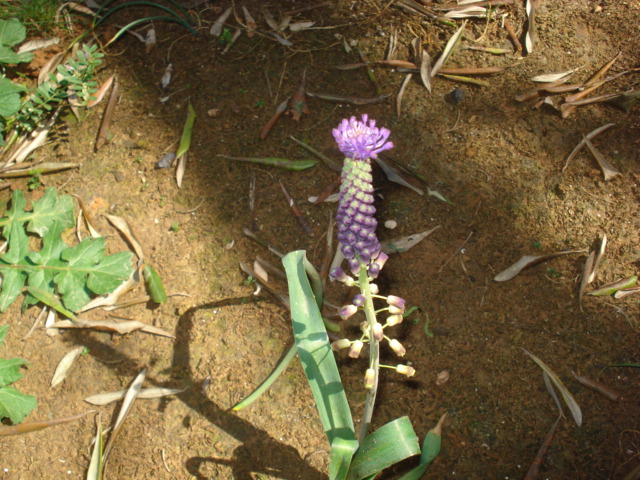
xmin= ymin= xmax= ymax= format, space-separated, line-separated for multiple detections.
xmin=176 ymin=101 xmax=196 ymax=158
xmin=283 ymin=250 xmax=358 ymax=480
xmin=232 ymin=344 xmax=297 ymax=411
xmin=347 ymin=417 xmax=420 ymax=480
xmin=143 ymin=264 xmax=167 ymax=304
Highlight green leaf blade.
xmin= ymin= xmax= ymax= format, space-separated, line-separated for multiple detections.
xmin=348 ymin=417 xmax=420 ymax=480
xmin=0 ymin=386 xmax=37 ymax=424
xmin=283 ymin=250 xmax=358 ymax=480
xmin=0 ymin=357 xmax=28 ymax=387
xmin=143 ymin=264 xmax=167 ymax=304
xmin=0 ymin=18 xmax=27 ymax=48
xmin=176 ymin=101 xmax=196 ymax=159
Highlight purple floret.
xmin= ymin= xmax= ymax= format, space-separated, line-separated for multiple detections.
xmin=332 ymin=114 xmax=394 ymax=160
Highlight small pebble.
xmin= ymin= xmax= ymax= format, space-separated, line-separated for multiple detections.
xmin=384 ymin=220 xmax=397 ymax=229
xmin=156 ymin=152 xmax=176 ymax=169
xmin=436 ymin=370 xmax=450 ymax=386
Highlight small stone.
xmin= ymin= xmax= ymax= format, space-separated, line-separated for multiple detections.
xmin=384 ymin=219 xmax=397 ymax=229
xmin=436 ymin=370 xmax=450 ymax=386
xmin=207 ymin=108 xmax=221 ymax=117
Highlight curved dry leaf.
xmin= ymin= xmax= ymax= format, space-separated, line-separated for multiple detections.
xmin=494 ymin=250 xmax=586 ymax=282
xmin=432 ymin=22 xmax=466 ymax=78
xmin=51 ymin=346 xmax=85 ymax=387
xmin=210 ymin=7 xmax=232 ymax=36
xmin=0 ymin=411 xmax=92 ymax=437
xmin=38 ymin=52 xmax=64 ymax=86
xmin=102 ymin=369 xmax=146 ymax=464
xmin=579 ymin=251 xmax=595 ymax=311
xmin=531 ymin=68 xmax=580 ymax=83
xmin=77 ymin=270 xmax=139 ymax=313
xmin=444 ymin=6 xmax=486 ymax=18
xmin=50 ymin=318 xmax=174 ymax=338
xmin=614 ymin=286 xmax=640 ymax=299
xmin=525 ymin=0 xmax=536 ymax=54
xmin=583 ymin=136 xmax=621 ymax=181
xmin=84 ymin=387 xmax=187 ymax=406
xmin=17 ymin=37 xmax=60 ymax=54
xmin=588 ymin=276 xmax=638 ymax=296
xmin=289 ymin=21 xmax=315 ymax=32
xmin=562 ymin=123 xmax=615 ymax=173
xmin=420 ymin=49 xmax=432 ymax=93
xmin=381 ymin=226 xmax=441 ymax=254
xmin=588 ymin=235 xmax=607 ymax=283
xmin=522 ymin=349 xmax=582 ymax=427
xmin=104 ymin=214 xmax=144 ymax=260
xmin=397 ymin=73 xmax=412 ymax=117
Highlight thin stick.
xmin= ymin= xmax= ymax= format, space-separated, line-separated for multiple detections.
xmin=95 ymin=78 xmax=119 ymax=152
xmin=279 ymin=182 xmax=314 ymax=236
xmin=439 ymin=230 xmax=474 ymax=273
xmin=504 ymin=18 xmax=522 ymax=53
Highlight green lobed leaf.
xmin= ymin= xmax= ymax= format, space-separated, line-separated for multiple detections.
xmin=0 ymin=189 xmax=134 ymax=312
xmin=143 ymin=264 xmax=167 ymax=304
xmin=0 ymin=45 xmax=33 ymax=65
xmin=0 ymin=386 xmax=37 ymax=424
xmin=0 ymin=357 xmax=28 ymax=387
xmin=0 ymin=76 xmax=24 ymax=117
xmin=0 ymin=18 xmax=27 ymax=48
xmin=283 ymin=250 xmax=358 ymax=480
xmin=347 ymin=417 xmax=420 ymax=480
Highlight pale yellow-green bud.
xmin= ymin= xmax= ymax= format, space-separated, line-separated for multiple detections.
xmin=348 ymin=340 xmax=364 ymax=358
xmin=364 ymin=368 xmax=375 ymax=389
xmin=388 ymin=339 xmax=406 ymax=357
xmin=396 ymin=364 xmax=416 ymax=377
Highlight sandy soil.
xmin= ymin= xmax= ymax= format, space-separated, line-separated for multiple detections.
xmin=1 ymin=1 xmax=639 ymax=479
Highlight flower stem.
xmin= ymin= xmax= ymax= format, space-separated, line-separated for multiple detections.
xmin=357 ymin=266 xmax=379 ymax=443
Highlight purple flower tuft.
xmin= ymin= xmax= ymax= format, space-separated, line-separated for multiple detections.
xmin=333 ymin=115 xmax=394 ymax=274
xmin=333 ymin=114 xmax=394 ymax=160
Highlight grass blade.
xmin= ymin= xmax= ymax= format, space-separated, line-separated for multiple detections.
xmin=431 ymin=22 xmax=466 ymax=78
xmin=397 ymin=413 xmax=446 ymax=480
xmin=86 ymin=415 xmax=103 ymax=480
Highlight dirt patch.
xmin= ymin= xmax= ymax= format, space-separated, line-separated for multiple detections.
xmin=1 ymin=1 xmax=639 ymax=479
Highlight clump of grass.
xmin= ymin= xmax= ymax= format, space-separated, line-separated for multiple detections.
xmin=0 ymin=0 xmax=62 ymax=33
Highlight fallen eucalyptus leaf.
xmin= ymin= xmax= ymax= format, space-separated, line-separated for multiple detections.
xmin=432 ymin=22 xmax=466 ymax=78
xmin=17 ymin=37 xmax=60 ymax=54
xmin=84 ymin=387 xmax=187 ymax=406
xmin=531 ymin=68 xmax=580 ymax=83
xmin=217 ymin=154 xmax=317 ymax=171
xmin=210 ymin=7 xmax=232 ymax=36
xmin=0 ymin=411 xmax=92 ymax=437
xmin=583 ymin=136 xmax=621 ymax=181
xmin=605 ymin=90 xmax=640 ymax=113
xmin=494 ymin=250 xmax=586 ymax=282
xmin=102 ymin=369 xmax=146 ymax=464
xmin=614 ymin=286 xmax=640 ymax=299
xmin=522 ymin=349 xmax=582 ymax=427
xmin=289 ymin=21 xmax=314 ymax=32
xmin=51 ymin=346 xmax=85 ymax=387
xmin=562 ymin=123 xmax=615 ymax=173
xmin=104 ymin=214 xmax=144 ymax=260
xmin=444 ymin=6 xmax=486 ymax=18
xmin=381 ymin=226 xmax=441 ymax=254
xmin=50 ymin=318 xmax=174 ymax=338
xmin=588 ymin=235 xmax=607 ymax=283
xmin=397 ymin=73 xmax=412 ymax=117
xmin=579 ymin=251 xmax=595 ymax=312
xmin=588 ymin=276 xmax=638 ymax=296
xmin=525 ymin=0 xmax=536 ymax=54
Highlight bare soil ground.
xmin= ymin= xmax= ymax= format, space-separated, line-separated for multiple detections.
xmin=1 ymin=1 xmax=639 ymax=479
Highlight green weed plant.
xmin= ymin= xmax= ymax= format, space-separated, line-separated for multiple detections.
xmin=0 ymin=325 xmax=37 ymax=424
xmin=0 ymin=188 xmax=134 ymax=313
